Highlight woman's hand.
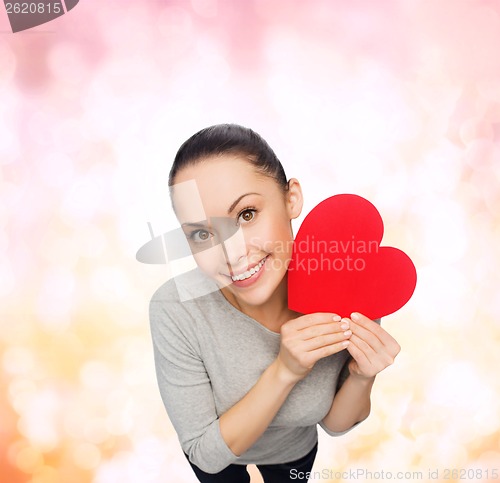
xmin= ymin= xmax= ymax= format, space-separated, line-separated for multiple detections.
xmin=276 ymin=313 xmax=351 ymax=384
xmin=344 ymin=312 xmax=401 ymax=380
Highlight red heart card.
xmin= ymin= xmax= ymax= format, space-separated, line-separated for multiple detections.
xmin=288 ymin=194 xmax=417 ymax=320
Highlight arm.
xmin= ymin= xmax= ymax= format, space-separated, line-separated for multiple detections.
xmin=320 ymin=370 xmax=375 ymax=433
xmin=218 ymin=358 xmax=296 ymax=456
xmin=151 ymin=303 xmax=349 ymax=473
xmin=320 ymin=313 xmax=400 ymax=434
xmin=150 ymin=302 xmax=236 ymax=474
xmin=217 ymin=312 xmax=352 ymax=457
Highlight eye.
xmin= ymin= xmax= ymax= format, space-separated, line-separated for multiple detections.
xmin=238 ymin=208 xmax=256 ymax=223
xmin=190 ymin=229 xmax=212 ymax=243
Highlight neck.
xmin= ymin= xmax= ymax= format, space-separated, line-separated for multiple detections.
xmin=222 ymin=272 xmax=301 ymax=333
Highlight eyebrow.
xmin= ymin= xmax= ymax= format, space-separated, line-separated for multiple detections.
xmin=181 ymin=221 xmax=208 ymax=229
xmin=181 ymin=192 xmax=262 ymax=228
xmin=227 ymin=192 xmax=262 ymax=214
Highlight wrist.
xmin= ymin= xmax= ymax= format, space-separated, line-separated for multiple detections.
xmin=270 ymin=358 xmax=302 ymax=388
xmin=346 ymin=372 xmax=376 ymax=387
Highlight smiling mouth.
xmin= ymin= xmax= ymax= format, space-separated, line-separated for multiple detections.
xmin=229 ymin=256 xmax=269 ymax=282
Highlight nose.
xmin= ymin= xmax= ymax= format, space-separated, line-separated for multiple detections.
xmin=220 ymin=224 xmax=249 ymax=268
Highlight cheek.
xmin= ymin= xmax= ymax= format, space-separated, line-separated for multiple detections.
xmin=247 ymin=217 xmax=293 ymax=256
xmin=193 ymin=245 xmax=225 ymax=273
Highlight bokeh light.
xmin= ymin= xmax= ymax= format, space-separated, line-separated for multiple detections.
xmin=1 ymin=0 xmax=500 ymax=482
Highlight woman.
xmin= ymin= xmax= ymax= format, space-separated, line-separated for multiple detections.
xmin=149 ymin=124 xmax=401 ymax=482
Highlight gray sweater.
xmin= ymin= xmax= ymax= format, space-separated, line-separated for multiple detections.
xmin=149 ymin=268 xmax=369 ymax=474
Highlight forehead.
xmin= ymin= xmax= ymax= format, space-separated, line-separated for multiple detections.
xmin=171 ymin=156 xmax=270 ymax=222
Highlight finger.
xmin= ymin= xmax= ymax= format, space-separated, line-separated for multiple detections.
xmin=349 ymin=321 xmax=384 ymax=353
xmin=348 ymin=333 xmax=399 ymax=375
xmin=349 ymin=332 xmax=377 ymax=364
xmin=351 ymin=313 xmax=400 ymax=355
xmin=346 ymin=337 xmax=371 ymax=368
xmin=351 ymin=312 xmax=395 ymax=345
xmin=300 ymin=321 xmax=348 ymax=340
xmin=307 ymin=339 xmax=350 ymax=362
xmin=288 ymin=312 xmax=342 ymax=331
xmin=301 ymin=330 xmax=351 ymax=352
xmin=350 ymin=331 xmax=400 ymax=369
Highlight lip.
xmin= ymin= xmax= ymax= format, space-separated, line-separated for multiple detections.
xmin=228 ymin=255 xmax=269 ymax=278
xmin=220 ymin=255 xmax=269 ymax=284
xmin=229 ymin=255 xmax=269 ymax=288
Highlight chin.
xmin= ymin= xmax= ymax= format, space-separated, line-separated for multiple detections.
xmin=236 ymin=288 xmax=272 ymax=307
xmin=235 ymin=271 xmax=285 ymax=306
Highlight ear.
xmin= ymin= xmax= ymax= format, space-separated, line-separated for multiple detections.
xmin=285 ymin=178 xmax=303 ymax=220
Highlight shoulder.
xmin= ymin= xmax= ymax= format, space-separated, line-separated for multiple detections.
xmin=149 ymin=276 xmax=182 ymax=305
xmin=148 ymin=267 xmax=224 ymax=337
xmin=148 ymin=271 xmax=199 ymax=354
xmin=150 ymin=267 xmax=220 ymax=305
xmin=148 ymin=268 xmax=228 ymax=357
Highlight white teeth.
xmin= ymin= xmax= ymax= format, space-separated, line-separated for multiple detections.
xmin=231 ymin=257 xmax=267 ymax=282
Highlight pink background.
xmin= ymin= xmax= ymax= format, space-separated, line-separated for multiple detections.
xmin=1 ymin=1 xmax=500 ymax=482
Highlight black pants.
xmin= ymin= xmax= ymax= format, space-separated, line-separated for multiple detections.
xmin=183 ymin=442 xmax=318 ymax=482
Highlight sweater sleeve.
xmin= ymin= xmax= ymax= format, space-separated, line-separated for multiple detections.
xmin=149 ymin=299 xmax=238 ymax=474
xmin=318 ymin=416 xmax=367 ymax=436
xmin=318 ymin=317 xmax=382 ymax=437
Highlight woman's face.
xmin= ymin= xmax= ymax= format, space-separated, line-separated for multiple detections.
xmin=171 ymin=155 xmax=303 ymax=308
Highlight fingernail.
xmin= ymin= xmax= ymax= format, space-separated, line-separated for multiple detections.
xmin=344 ymin=330 xmax=352 ymax=337
xmin=340 ymin=321 xmax=349 ymax=330
xmin=351 ymin=312 xmax=360 ymax=321
xmin=342 ymin=340 xmax=350 ymax=347
xmin=332 ymin=314 xmax=341 ymax=322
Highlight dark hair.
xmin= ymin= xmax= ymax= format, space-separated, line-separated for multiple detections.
xmin=168 ymin=124 xmax=289 ymax=192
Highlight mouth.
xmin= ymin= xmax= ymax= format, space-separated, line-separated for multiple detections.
xmin=228 ymin=255 xmax=269 ymax=282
